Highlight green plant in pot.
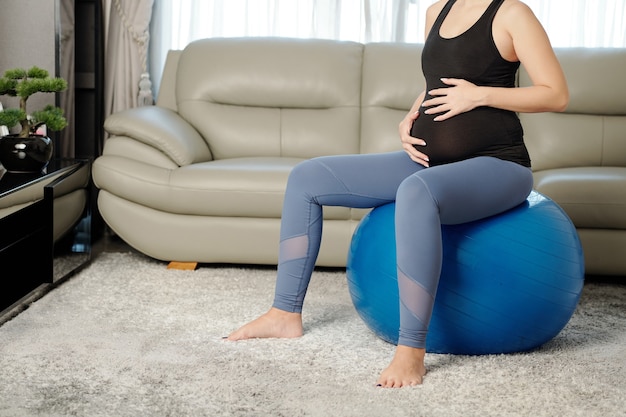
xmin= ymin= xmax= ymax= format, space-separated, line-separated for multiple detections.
xmin=0 ymin=66 xmax=67 ymax=173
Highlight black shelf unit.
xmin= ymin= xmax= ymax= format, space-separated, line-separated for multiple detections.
xmin=73 ymin=0 xmax=105 ymax=242
xmin=74 ymin=0 xmax=104 ymax=161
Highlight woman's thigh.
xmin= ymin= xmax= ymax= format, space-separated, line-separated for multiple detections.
xmin=411 ymin=157 xmax=534 ymax=225
xmin=294 ymin=151 xmax=424 ymax=207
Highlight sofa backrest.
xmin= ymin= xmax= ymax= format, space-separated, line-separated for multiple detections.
xmin=174 ymin=37 xmax=364 ymax=160
xmin=360 ymin=43 xmax=425 ymax=154
xmin=156 ymin=50 xmax=181 ymax=113
xmin=158 ymin=39 xmax=626 ymax=171
xmin=160 ymin=39 xmax=427 ymax=159
xmin=519 ymin=47 xmax=626 ymax=171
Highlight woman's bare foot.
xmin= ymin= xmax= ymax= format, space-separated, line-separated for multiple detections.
xmin=377 ymin=345 xmax=426 ymax=388
xmin=226 ymin=307 xmax=303 ymax=341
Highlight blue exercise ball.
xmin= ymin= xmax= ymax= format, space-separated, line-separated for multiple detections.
xmin=346 ymin=191 xmax=585 ymax=355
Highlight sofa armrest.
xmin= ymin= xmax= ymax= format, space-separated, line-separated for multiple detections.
xmin=104 ymin=106 xmax=213 ymax=166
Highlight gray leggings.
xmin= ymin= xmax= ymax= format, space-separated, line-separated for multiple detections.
xmin=273 ymin=151 xmax=533 ymax=349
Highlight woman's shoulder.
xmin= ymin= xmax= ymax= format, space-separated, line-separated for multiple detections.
xmin=425 ymin=0 xmax=448 ymax=32
xmin=495 ymin=0 xmax=546 ymax=43
xmin=497 ymin=0 xmax=537 ymax=23
xmin=426 ymin=1 xmax=448 ymax=20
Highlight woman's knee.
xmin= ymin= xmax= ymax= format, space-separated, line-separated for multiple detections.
xmin=288 ymin=159 xmax=326 ymax=188
xmin=396 ymin=175 xmax=437 ymax=213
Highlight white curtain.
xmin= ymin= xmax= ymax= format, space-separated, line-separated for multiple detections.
xmin=103 ymin=0 xmax=155 ymax=124
xmin=149 ymin=0 xmax=626 ymax=97
xmin=525 ymin=0 xmax=626 ymax=47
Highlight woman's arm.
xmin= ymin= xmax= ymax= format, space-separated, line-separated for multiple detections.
xmin=422 ymin=0 xmax=569 ymax=121
xmin=483 ymin=1 xmax=569 ymax=112
xmin=399 ymin=91 xmax=429 ymax=166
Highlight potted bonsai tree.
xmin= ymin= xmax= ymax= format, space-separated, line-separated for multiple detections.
xmin=0 ymin=66 xmax=67 ymax=173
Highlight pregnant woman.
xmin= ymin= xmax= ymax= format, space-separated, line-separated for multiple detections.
xmin=227 ymin=0 xmax=569 ymax=388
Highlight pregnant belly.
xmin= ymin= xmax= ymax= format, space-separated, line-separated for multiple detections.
xmin=410 ymin=107 xmax=517 ymax=166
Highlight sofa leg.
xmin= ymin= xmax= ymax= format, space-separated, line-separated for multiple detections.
xmin=167 ymin=261 xmax=198 ymax=271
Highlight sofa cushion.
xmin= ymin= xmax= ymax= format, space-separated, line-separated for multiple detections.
xmin=175 ymin=37 xmax=364 ymax=160
xmin=521 ymin=112 xmax=626 ymax=172
xmin=521 ymin=47 xmax=626 ymax=115
xmin=360 ymin=42 xmax=424 ymax=154
xmin=533 ymin=167 xmax=626 ymax=229
xmin=520 ymin=47 xmax=626 ymax=172
xmin=93 ymin=155 xmax=358 ymax=220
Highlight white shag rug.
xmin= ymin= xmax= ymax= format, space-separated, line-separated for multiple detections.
xmin=0 ymin=252 xmax=625 ymax=417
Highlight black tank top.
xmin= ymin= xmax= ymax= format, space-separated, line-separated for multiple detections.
xmin=411 ymin=0 xmax=531 ymax=167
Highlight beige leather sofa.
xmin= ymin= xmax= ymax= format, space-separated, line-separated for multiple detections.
xmin=93 ymin=38 xmax=626 ymax=276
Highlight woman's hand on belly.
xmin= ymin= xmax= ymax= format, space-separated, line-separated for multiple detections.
xmin=399 ymin=111 xmax=430 ymax=167
xmin=422 ymin=78 xmax=481 ymax=122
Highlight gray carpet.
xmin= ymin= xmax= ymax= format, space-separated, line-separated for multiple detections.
xmin=0 ymin=252 xmax=625 ymax=417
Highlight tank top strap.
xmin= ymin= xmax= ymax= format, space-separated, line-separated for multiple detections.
xmin=429 ymin=0 xmax=456 ymax=39
xmin=483 ymin=0 xmax=507 ymax=24
xmin=430 ymin=0 xmax=507 ymax=39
